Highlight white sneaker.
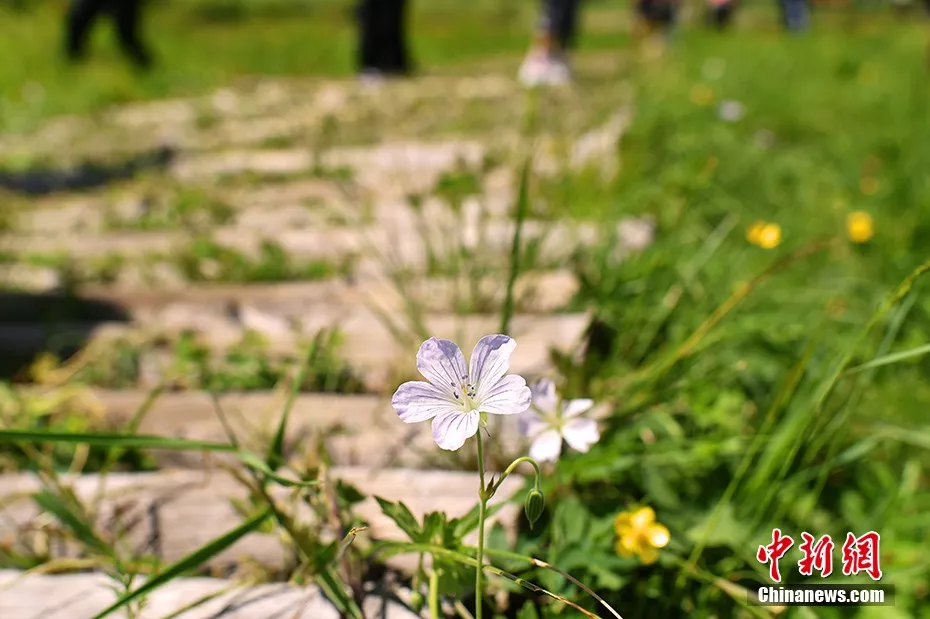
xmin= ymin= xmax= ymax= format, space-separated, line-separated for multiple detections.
xmin=518 ymin=53 xmax=552 ymax=87
xmin=518 ymin=52 xmax=573 ymax=87
xmin=546 ymin=54 xmax=572 ymax=85
xmin=358 ymin=69 xmax=386 ymax=89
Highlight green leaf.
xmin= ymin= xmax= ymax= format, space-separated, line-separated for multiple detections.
xmin=872 ymin=423 xmax=930 ymax=451
xmin=266 ymin=357 xmax=309 ymax=472
xmin=641 ymin=464 xmax=681 ymax=509
xmin=0 ymin=430 xmax=236 ymax=452
xmin=314 ymin=563 xmax=364 ymax=619
xmin=451 ymin=500 xmax=507 ymax=541
xmin=845 ymin=342 xmax=930 ymax=374
xmin=551 ymin=495 xmax=589 ymax=548
xmin=335 ymin=480 xmax=368 ymax=509
xmin=421 ymin=511 xmax=445 ymax=545
xmin=516 ymin=601 xmax=541 ymax=619
xmin=238 ymin=451 xmax=319 ymax=488
xmin=89 ymin=508 xmax=271 ymax=619
xmin=374 ymin=497 xmax=422 ymax=542
xmin=33 ymin=490 xmax=112 ymax=557
xmin=684 ymin=502 xmax=751 ymax=550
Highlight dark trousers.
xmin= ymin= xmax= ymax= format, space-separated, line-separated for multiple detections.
xmin=65 ymin=0 xmax=151 ymax=68
xmin=637 ymin=0 xmax=679 ymax=27
xmin=539 ymin=0 xmax=582 ymax=50
xmin=778 ymin=0 xmax=810 ymax=30
xmin=707 ymin=0 xmax=736 ymax=28
xmin=357 ymin=0 xmax=411 ymax=74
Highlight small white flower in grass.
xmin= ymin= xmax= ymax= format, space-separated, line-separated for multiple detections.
xmin=391 ymin=334 xmax=532 ymax=451
xmin=517 ymin=378 xmax=599 ymax=462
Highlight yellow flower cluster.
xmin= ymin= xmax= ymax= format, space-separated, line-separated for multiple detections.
xmin=746 ymin=221 xmax=782 ymax=249
xmin=614 ymin=506 xmax=670 ymax=565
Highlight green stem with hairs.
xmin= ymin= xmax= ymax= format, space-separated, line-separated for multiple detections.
xmin=474 ymin=431 xmax=487 ymax=619
xmin=429 ymin=567 xmax=440 ymax=619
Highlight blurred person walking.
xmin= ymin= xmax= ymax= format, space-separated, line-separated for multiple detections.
xmin=633 ymin=0 xmax=680 ymax=38
xmin=357 ymin=0 xmax=412 ymax=83
xmin=706 ymin=0 xmax=737 ymax=29
xmin=518 ymin=0 xmax=581 ymax=86
xmin=778 ymin=0 xmax=811 ymax=30
xmin=65 ymin=0 xmax=152 ymax=69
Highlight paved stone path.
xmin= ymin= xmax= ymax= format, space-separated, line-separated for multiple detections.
xmin=0 ymin=66 xmax=645 ymax=615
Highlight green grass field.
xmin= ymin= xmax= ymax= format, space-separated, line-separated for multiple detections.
xmin=1 ymin=1 xmax=929 ymax=618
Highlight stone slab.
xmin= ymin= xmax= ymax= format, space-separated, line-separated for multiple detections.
xmin=0 ymin=569 xmax=422 ymax=619
xmin=0 ymin=468 xmax=524 ymax=576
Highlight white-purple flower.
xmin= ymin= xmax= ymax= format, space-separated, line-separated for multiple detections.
xmin=517 ymin=379 xmax=599 ymax=462
xmin=391 ymin=335 xmax=532 ymax=451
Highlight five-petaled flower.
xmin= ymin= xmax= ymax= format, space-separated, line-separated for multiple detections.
xmin=517 ymin=379 xmax=600 ymax=462
xmin=391 ymin=335 xmax=532 ymax=451
xmin=614 ymin=506 xmax=670 ymax=565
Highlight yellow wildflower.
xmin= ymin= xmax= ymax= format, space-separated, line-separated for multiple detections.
xmin=847 ymin=211 xmax=874 ymax=244
xmin=746 ymin=220 xmax=782 ymax=249
xmin=614 ymin=506 xmax=670 ymax=565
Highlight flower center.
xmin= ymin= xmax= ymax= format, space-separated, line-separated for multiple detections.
xmin=450 ymin=375 xmax=478 ymax=411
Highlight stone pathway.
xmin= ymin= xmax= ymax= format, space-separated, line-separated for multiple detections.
xmin=0 ymin=67 xmax=646 ymax=615
xmin=0 ymin=570 xmax=421 ymax=619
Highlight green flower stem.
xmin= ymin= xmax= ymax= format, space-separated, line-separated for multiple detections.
xmin=487 ymin=456 xmax=541 ymax=498
xmin=429 ymin=567 xmax=440 ymax=619
xmin=475 ymin=431 xmax=487 ymax=619
xmin=475 ymin=445 xmax=541 ymax=618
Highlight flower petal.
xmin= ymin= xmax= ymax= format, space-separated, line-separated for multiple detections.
xmin=631 ymin=506 xmax=656 ymax=529
xmin=617 ymin=534 xmax=642 ymax=556
xmin=530 ymin=378 xmax=559 ymax=415
xmin=416 ymin=337 xmax=468 ymax=396
xmin=638 ymin=546 xmax=660 ymax=565
xmin=529 ymin=429 xmax=562 ymax=462
xmin=469 ymin=334 xmax=516 ymax=401
xmin=614 ymin=539 xmax=633 ymax=558
xmin=516 ymin=411 xmax=547 ymax=438
xmin=614 ymin=512 xmax=632 ymax=535
xmin=431 ymin=410 xmax=479 ymax=451
xmin=562 ymin=418 xmax=600 ymax=453
xmin=478 ymin=374 xmax=531 ymax=416
xmin=647 ymin=523 xmax=670 ymax=549
xmin=392 ymin=381 xmax=460 ymax=423
xmin=562 ymin=398 xmax=594 ymax=419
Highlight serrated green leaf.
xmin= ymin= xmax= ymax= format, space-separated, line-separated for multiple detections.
xmin=375 ymin=496 xmax=422 ymax=542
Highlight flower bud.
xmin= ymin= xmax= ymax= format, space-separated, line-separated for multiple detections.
xmin=409 ymin=590 xmax=424 ymax=613
xmin=524 ymin=488 xmax=545 ymax=529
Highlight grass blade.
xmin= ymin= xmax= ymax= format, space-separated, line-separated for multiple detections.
xmin=33 ymin=490 xmax=112 ymax=557
xmin=500 ymin=153 xmax=532 ymax=337
xmin=88 ymin=508 xmax=271 ymax=619
xmin=844 ymin=342 xmax=930 ymax=374
xmin=266 ymin=349 xmax=310 ymax=472
xmin=0 ymin=430 xmax=236 ymax=452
